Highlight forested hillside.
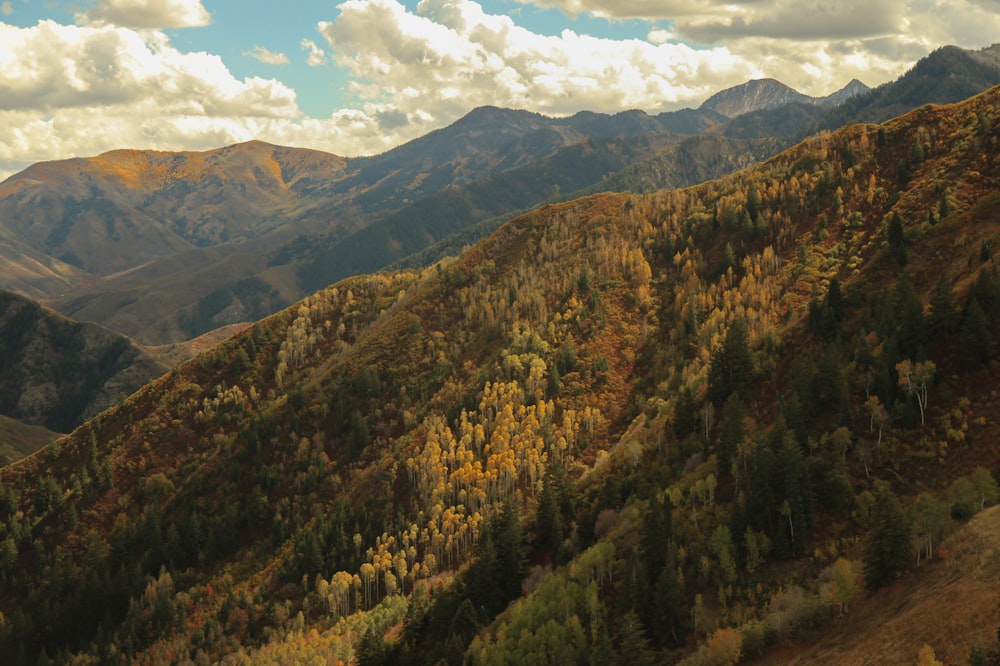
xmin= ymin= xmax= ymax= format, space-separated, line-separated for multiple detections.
xmin=2 ymin=83 xmax=1000 ymax=665
xmin=0 ymin=290 xmax=168 ymax=434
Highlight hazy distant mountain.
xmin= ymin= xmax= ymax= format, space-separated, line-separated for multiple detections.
xmin=700 ymin=77 xmax=869 ymax=118
xmin=0 ymin=290 xmax=167 ymax=433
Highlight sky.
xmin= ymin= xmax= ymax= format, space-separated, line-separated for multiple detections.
xmin=0 ymin=0 xmax=998 ymax=180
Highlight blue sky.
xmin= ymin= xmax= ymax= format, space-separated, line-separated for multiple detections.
xmin=0 ymin=0 xmax=997 ymax=178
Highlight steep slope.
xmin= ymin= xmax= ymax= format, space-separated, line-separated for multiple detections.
xmin=2 ymin=84 xmax=1000 ymax=665
xmin=0 ymin=290 xmax=168 ymax=434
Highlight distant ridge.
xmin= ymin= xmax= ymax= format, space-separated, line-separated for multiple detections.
xmin=700 ymin=77 xmax=870 ymax=118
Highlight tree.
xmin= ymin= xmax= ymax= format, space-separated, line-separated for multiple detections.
xmin=961 ymin=298 xmax=992 ymax=365
xmin=917 ymin=644 xmax=944 ymax=666
xmin=717 ymin=395 xmax=745 ymax=478
xmin=865 ymin=395 xmax=890 ymax=448
xmin=888 ymin=213 xmax=907 ymax=265
xmin=824 ymin=558 xmax=859 ymax=615
xmin=864 ymin=482 xmax=911 ymax=590
xmin=896 ymin=359 xmax=935 ymax=426
xmin=708 ymin=319 xmax=753 ymax=405
xmin=535 ymin=474 xmax=564 ymax=560
xmin=652 ymin=561 xmax=683 ymax=646
xmin=929 ymin=275 xmax=958 ymax=336
xmin=673 ymin=387 xmax=699 ymax=439
xmin=704 ymin=627 xmax=743 ymax=666
xmin=909 ymin=493 xmax=950 ymax=563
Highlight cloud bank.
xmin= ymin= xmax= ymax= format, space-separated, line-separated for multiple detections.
xmin=0 ymin=0 xmax=998 ymax=179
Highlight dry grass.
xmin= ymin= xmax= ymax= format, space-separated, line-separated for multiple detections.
xmin=755 ymin=506 xmax=1000 ymax=665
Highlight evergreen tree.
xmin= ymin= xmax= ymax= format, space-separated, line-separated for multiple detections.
xmin=961 ymin=298 xmax=992 ymax=365
xmin=895 ymin=278 xmax=926 ymax=359
xmin=673 ymin=387 xmax=699 ymax=439
xmin=888 ymin=213 xmax=907 ymax=265
xmin=863 ymin=482 xmax=911 ymax=590
xmin=615 ymin=611 xmax=655 ymax=666
xmin=929 ymin=274 xmax=958 ymax=336
xmin=641 ymin=493 xmax=672 ymax=583
xmin=535 ymin=475 xmax=564 ymax=560
xmin=718 ymin=395 xmax=745 ymax=479
xmin=652 ymin=560 xmax=684 ymax=646
xmin=708 ymin=319 xmax=753 ymax=405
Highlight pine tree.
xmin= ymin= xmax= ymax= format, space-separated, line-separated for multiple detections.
xmin=863 ymin=482 xmax=911 ymax=590
xmin=718 ymin=395 xmax=744 ymax=479
xmin=961 ymin=298 xmax=992 ymax=366
xmin=888 ymin=213 xmax=907 ymax=265
xmin=708 ymin=319 xmax=753 ymax=405
xmin=929 ymin=274 xmax=958 ymax=336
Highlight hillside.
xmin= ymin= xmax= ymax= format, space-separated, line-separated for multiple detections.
xmin=0 ymin=290 xmax=168 ymax=435
xmin=1 ymin=82 xmax=1000 ymax=665
xmin=0 ymin=415 xmax=56 ymax=466
xmin=0 ymin=108 xmax=722 ymax=345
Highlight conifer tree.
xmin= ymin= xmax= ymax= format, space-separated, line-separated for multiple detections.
xmin=708 ymin=319 xmax=753 ymax=405
xmin=863 ymin=482 xmax=911 ymax=590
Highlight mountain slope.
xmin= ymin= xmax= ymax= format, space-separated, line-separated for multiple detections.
xmin=0 ymin=290 xmax=168 ymax=434
xmin=818 ymin=43 xmax=1000 ymax=129
xmin=700 ymin=78 xmax=869 ymax=118
xmin=0 ymin=108 xmax=722 ymax=345
xmin=1 ymin=83 xmax=1000 ymax=664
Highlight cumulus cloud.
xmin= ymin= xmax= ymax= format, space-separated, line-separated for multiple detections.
xmin=0 ymin=21 xmax=297 ymax=114
xmin=0 ymin=20 xmax=306 ymax=178
xmin=78 ymin=0 xmax=211 ymax=28
xmin=301 ymin=38 xmax=327 ymax=67
xmin=2 ymin=0 xmax=998 ymax=180
xmin=244 ymin=46 xmax=290 ymax=65
xmin=514 ymin=0 xmax=1000 ymax=48
xmin=319 ymin=0 xmax=757 ymax=121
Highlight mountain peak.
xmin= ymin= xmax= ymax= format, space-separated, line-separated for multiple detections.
xmin=702 ymin=77 xmax=870 ymax=118
xmin=700 ymin=78 xmax=812 ymax=118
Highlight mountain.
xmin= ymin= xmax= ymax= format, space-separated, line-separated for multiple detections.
xmin=0 ymin=108 xmax=723 ymax=345
xmin=0 ymin=290 xmax=168 ymax=435
xmin=2 ymin=82 xmax=1000 ymax=664
xmin=0 ymin=44 xmax=996 ymax=352
xmin=699 ymin=77 xmax=869 ymax=118
xmin=817 ymin=43 xmax=1000 ymax=130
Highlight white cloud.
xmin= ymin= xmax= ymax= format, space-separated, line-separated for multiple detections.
xmin=0 ymin=20 xmax=307 ymax=177
xmin=0 ymin=22 xmax=297 ymax=114
xmin=2 ymin=0 xmax=998 ymax=181
xmin=244 ymin=46 xmax=290 ymax=65
xmin=319 ymin=0 xmax=757 ymax=121
xmin=301 ymin=38 xmax=327 ymax=67
xmin=78 ymin=0 xmax=211 ymax=28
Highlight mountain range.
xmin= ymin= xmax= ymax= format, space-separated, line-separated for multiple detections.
xmin=1 ymin=44 xmax=996 ymax=352
xmin=0 ymin=56 xmax=999 ymax=664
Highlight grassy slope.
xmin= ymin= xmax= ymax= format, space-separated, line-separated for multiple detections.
xmin=0 ymin=415 xmax=56 ymax=465
xmin=756 ymin=506 xmax=1000 ymax=665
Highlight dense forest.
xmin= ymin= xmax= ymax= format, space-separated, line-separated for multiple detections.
xmin=2 ymin=85 xmax=1000 ymax=665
